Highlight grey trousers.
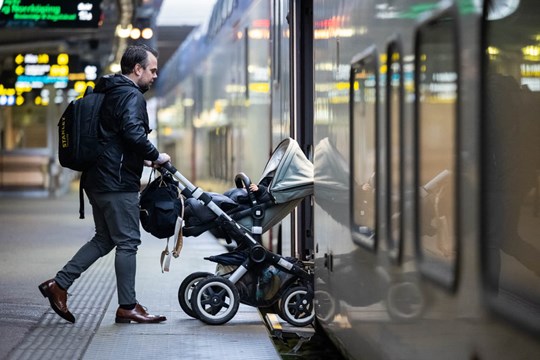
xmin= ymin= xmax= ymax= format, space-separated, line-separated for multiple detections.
xmin=55 ymin=191 xmax=141 ymax=305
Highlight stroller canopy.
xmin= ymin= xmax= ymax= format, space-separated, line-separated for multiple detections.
xmin=260 ymin=138 xmax=313 ymax=204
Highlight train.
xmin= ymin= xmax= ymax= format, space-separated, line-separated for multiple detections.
xmin=154 ymin=0 xmax=540 ymax=359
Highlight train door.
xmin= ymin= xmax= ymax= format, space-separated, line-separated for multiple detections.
xmin=269 ymin=0 xmax=290 ymax=254
xmin=289 ymin=0 xmax=314 ymax=261
xmin=270 ymin=0 xmax=291 ymax=145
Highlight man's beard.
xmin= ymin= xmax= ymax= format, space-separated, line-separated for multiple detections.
xmin=139 ymin=83 xmax=150 ymax=93
xmin=138 ymin=79 xmax=152 ymax=93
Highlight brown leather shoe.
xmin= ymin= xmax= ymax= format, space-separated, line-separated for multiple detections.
xmin=38 ymin=279 xmax=75 ymax=323
xmin=115 ymin=304 xmax=167 ymax=324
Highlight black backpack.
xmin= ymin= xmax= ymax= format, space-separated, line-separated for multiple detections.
xmin=57 ymin=86 xmax=105 ymax=172
xmin=139 ymin=172 xmax=183 ymax=239
xmin=58 ymin=86 xmax=111 ymax=219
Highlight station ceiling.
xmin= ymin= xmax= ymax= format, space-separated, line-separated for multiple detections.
xmin=0 ymin=0 xmax=193 ymax=76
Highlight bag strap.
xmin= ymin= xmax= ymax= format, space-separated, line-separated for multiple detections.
xmin=146 ymin=168 xmax=156 ymax=186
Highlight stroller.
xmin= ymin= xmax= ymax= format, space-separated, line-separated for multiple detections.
xmin=161 ymin=138 xmax=315 ymax=326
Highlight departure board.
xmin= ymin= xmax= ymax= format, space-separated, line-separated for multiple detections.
xmin=0 ymin=0 xmax=102 ymax=28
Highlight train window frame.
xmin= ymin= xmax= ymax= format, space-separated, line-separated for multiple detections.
xmin=349 ymin=45 xmax=380 ymax=252
xmin=413 ymin=3 xmax=461 ymax=292
xmin=385 ymin=37 xmax=405 ymax=264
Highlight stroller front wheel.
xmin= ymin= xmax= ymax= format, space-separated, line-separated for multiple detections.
xmin=279 ymin=286 xmax=315 ymax=327
xmin=191 ymin=276 xmax=240 ymax=325
xmin=178 ymin=271 xmax=214 ymax=319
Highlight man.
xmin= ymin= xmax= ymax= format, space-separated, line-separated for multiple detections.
xmin=39 ymin=44 xmax=169 ymax=324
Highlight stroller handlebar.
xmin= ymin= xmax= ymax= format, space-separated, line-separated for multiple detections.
xmin=161 ymin=162 xmax=178 ymax=174
xmin=155 ymin=162 xmax=190 ymax=192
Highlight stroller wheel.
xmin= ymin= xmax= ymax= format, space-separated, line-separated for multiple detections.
xmin=386 ymin=280 xmax=426 ymax=322
xmin=279 ymin=286 xmax=315 ymax=327
xmin=178 ymin=272 xmax=213 ymax=319
xmin=191 ymin=276 xmax=240 ymax=325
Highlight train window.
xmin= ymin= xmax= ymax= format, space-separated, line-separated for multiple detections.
xmin=386 ymin=38 xmax=404 ymax=263
xmin=208 ymin=126 xmax=232 ymax=182
xmin=482 ymin=0 xmax=540 ymax=332
xmin=271 ymin=0 xmax=281 ymax=83
xmin=221 ymin=0 xmax=229 ymax=20
xmin=227 ymin=0 xmax=236 ymax=14
xmin=349 ymin=46 xmax=379 ymax=251
xmin=414 ymin=5 xmax=459 ymax=289
xmin=244 ymin=27 xmax=250 ymax=100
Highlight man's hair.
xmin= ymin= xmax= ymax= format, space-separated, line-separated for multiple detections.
xmin=120 ymin=44 xmax=159 ymax=75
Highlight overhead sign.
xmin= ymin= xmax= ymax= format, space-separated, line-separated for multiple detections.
xmin=0 ymin=0 xmax=102 ymax=28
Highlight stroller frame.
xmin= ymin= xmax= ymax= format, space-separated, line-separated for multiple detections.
xmin=160 ymin=158 xmax=314 ymax=327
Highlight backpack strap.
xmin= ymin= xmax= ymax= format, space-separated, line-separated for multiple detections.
xmin=79 ymin=172 xmax=87 ymax=219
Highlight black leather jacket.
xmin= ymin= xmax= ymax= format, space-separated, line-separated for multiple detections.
xmin=83 ymin=74 xmax=159 ymax=192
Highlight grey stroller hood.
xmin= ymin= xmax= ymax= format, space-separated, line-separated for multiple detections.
xmin=182 ymin=138 xmax=313 ymax=237
xmin=260 ymin=138 xmax=313 ymax=204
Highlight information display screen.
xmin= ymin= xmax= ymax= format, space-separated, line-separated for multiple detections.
xmin=0 ymin=52 xmax=100 ymax=106
xmin=0 ymin=0 xmax=102 ymax=28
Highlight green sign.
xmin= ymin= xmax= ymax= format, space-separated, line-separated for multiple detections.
xmin=0 ymin=0 xmax=102 ymax=28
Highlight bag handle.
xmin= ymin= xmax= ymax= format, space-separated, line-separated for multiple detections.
xmin=160 ymin=187 xmax=185 ymax=273
xmin=160 ymin=238 xmax=171 ymax=273
xmin=172 ymin=195 xmax=185 ymax=258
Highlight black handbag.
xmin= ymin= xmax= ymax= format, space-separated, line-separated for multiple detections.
xmin=139 ymin=171 xmax=182 ymax=239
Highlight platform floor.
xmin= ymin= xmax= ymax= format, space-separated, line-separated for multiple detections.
xmin=1 ymin=192 xmax=280 ymax=360
xmin=84 ymin=234 xmax=281 ymax=360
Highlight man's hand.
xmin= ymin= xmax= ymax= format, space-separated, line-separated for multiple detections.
xmin=154 ymin=153 xmax=171 ymax=165
xmin=144 ymin=153 xmax=171 ymax=168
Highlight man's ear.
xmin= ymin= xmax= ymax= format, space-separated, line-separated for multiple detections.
xmin=134 ymin=63 xmax=143 ymax=76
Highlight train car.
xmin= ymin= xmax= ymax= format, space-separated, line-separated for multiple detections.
xmin=155 ymin=0 xmax=540 ymax=359
xmin=311 ymin=0 xmax=540 ymax=359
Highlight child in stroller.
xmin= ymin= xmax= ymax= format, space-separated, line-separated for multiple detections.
xmin=163 ymin=138 xmax=315 ymax=327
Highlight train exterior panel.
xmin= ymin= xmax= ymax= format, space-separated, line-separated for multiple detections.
xmin=155 ymin=0 xmax=540 ymax=358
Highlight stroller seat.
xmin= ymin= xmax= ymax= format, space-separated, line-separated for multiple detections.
xmin=182 ymin=137 xmax=313 ymax=240
xmin=182 ymin=186 xmax=304 ymax=240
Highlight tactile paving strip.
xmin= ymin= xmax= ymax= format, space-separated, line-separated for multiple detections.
xmin=7 ymin=252 xmax=115 ymax=360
